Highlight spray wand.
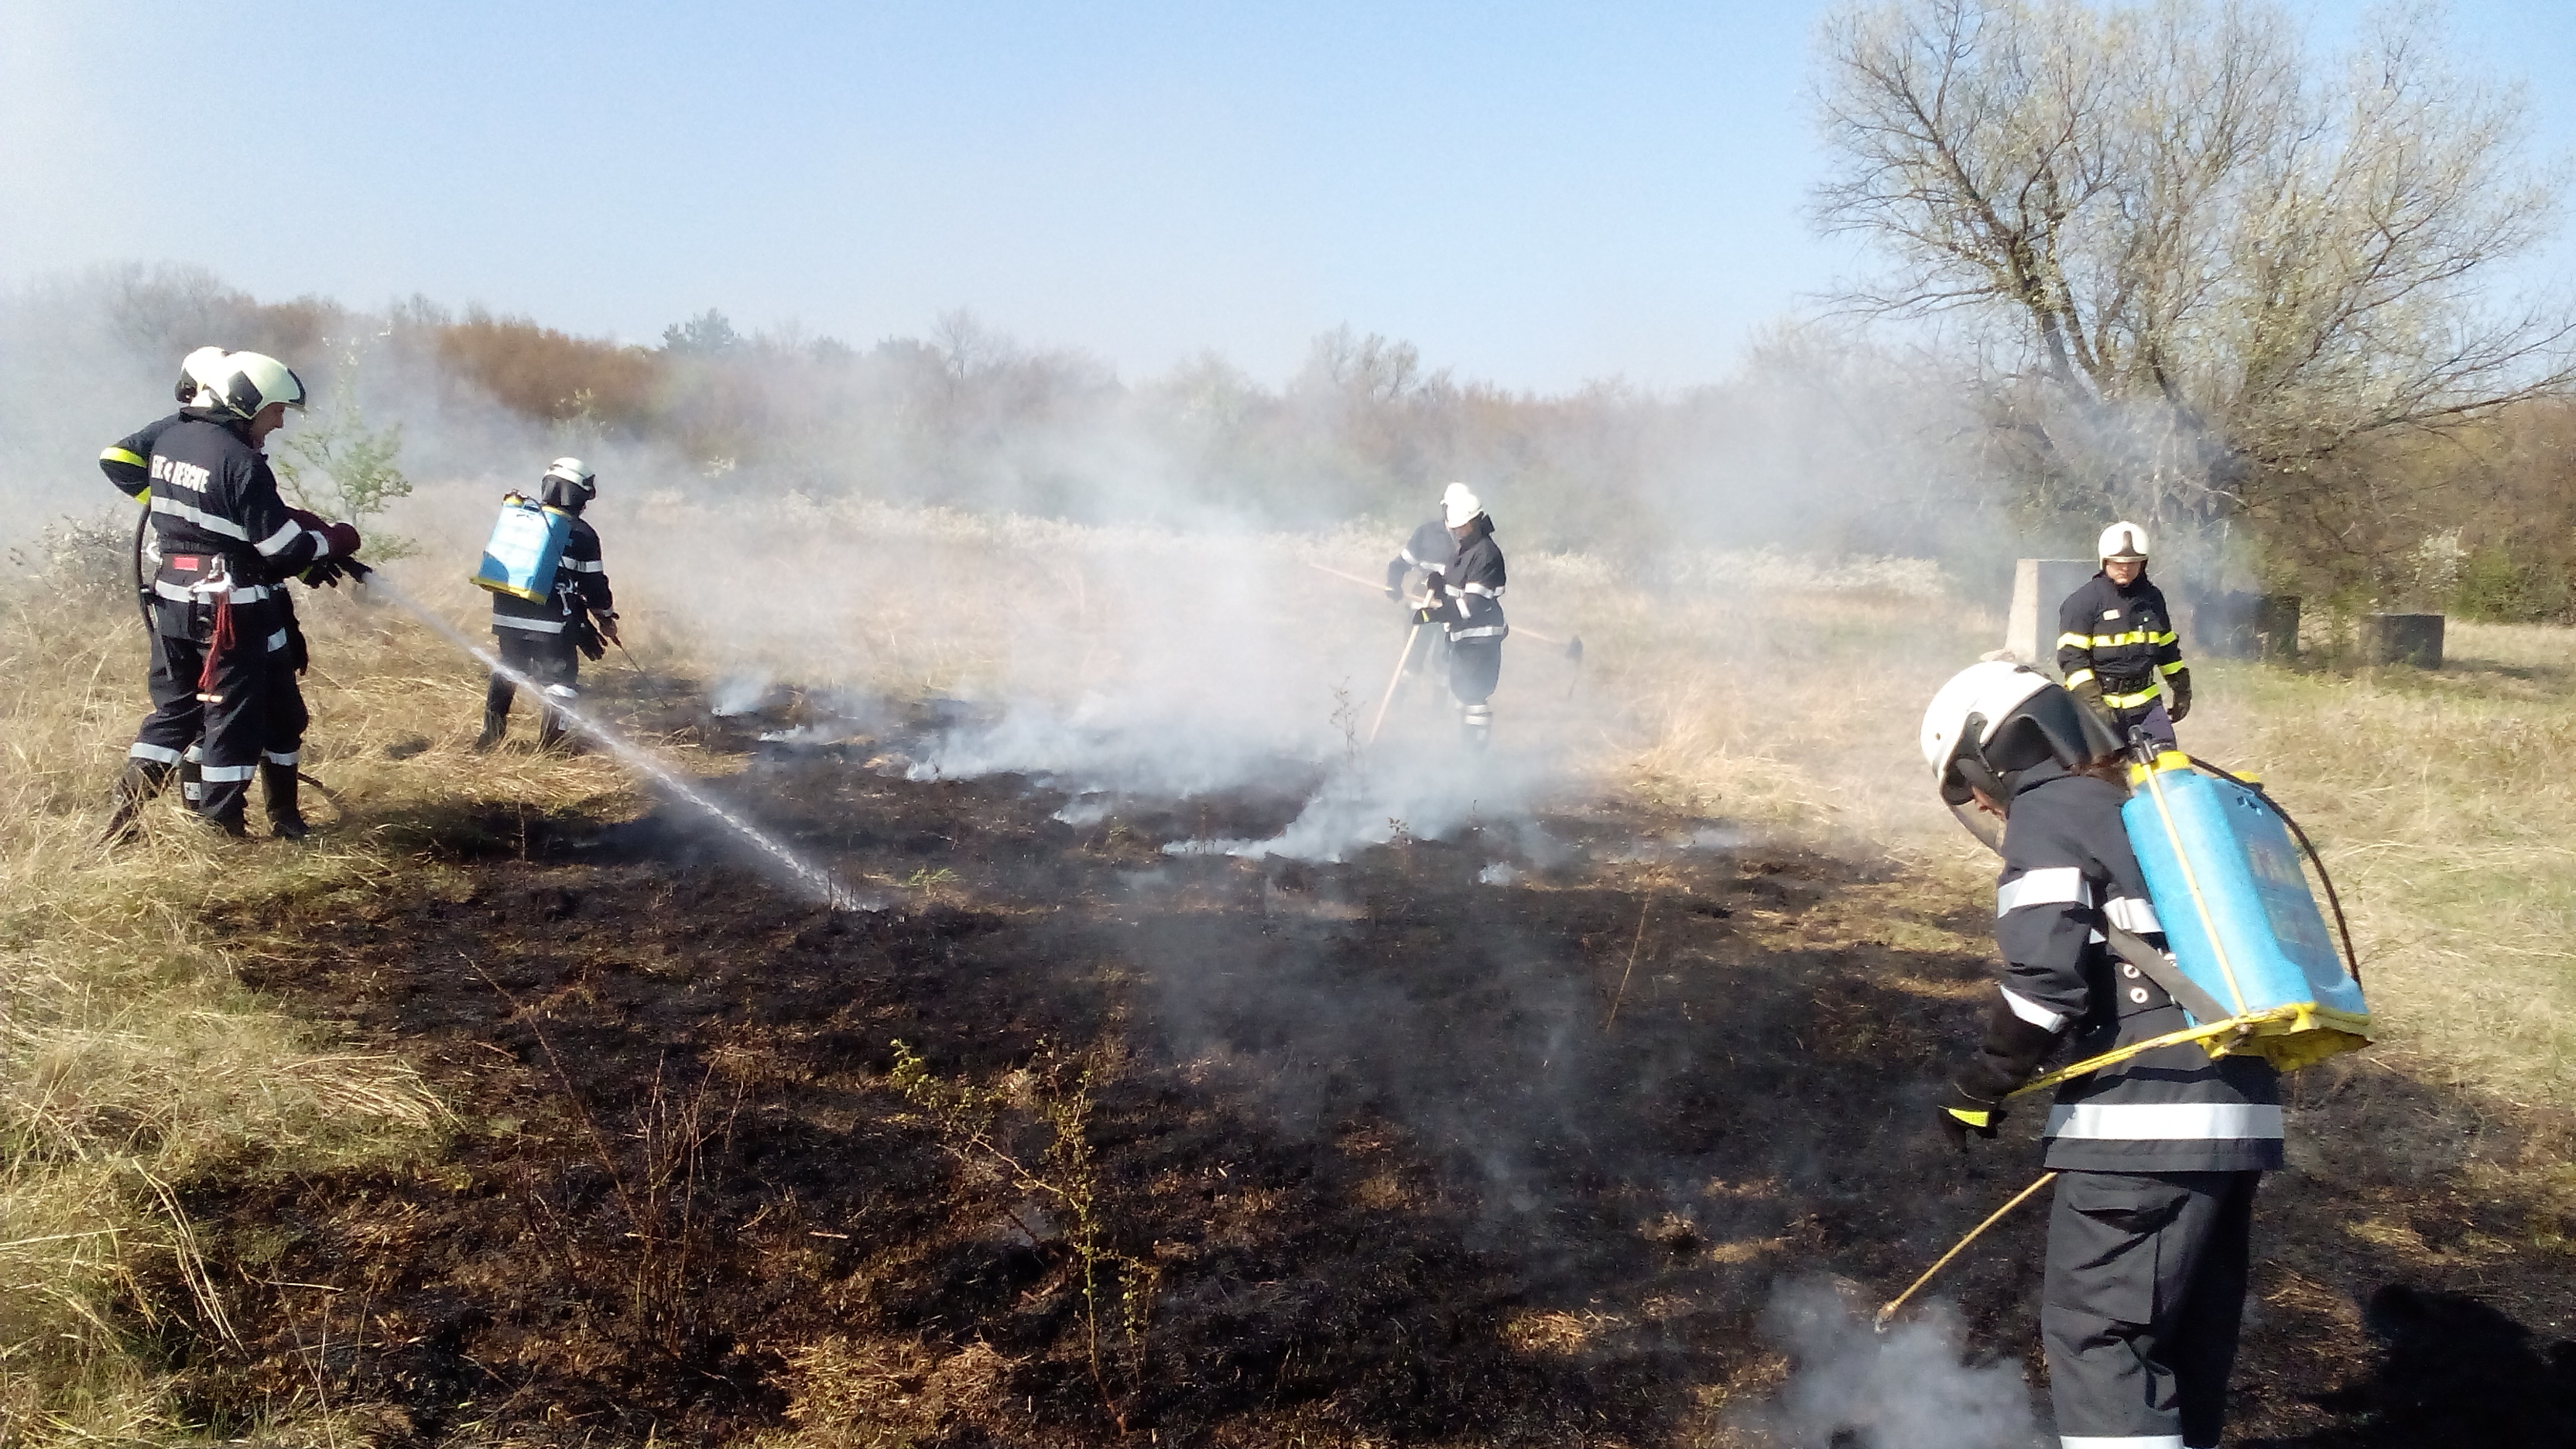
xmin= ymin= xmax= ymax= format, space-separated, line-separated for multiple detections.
xmin=1874 ymin=1171 xmax=2059 ymax=1331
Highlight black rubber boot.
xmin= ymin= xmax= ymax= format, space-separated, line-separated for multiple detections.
xmin=194 ymin=808 xmax=250 ymax=839
xmin=100 ymin=758 xmax=176 ymax=844
xmin=473 ymin=707 xmax=509 ymax=752
xmin=262 ymin=762 xmax=309 ymax=841
xmin=536 ymin=707 xmax=570 ymax=752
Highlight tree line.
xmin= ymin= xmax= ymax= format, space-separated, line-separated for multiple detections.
xmin=20 ymin=1 xmax=2571 ymax=617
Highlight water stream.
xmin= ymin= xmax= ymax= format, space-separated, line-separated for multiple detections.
xmin=362 ymin=576 xmax=872 ymax=911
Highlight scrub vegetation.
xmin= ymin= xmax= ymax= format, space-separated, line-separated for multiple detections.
xmin=3 ymin=506 xmax=2572 ymax=1446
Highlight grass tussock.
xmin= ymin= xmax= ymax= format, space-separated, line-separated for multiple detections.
xmin=2185 ymin=623 xmax=2576 ymax=1106
xmin=0 ymin=523 xmax=671 ymax=1443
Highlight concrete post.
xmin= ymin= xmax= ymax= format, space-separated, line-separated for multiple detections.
xmin=2361 ymin=613 xmax=2444 ymax=668
xmin=2006 ymin=560 xmax=2098 ymax=674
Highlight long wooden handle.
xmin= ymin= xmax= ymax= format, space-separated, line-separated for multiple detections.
xmin=1368 ymin=623 xmax=1423 ymax=745
xmin=1303 ymin=560 xmax=1567 ymax=646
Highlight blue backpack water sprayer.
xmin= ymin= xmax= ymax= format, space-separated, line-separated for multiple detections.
xmin=472 ymin=492 xmax=574 ymax=602
xmin=2002 ymin=746 xmax=2372 ymax=1101
xmin=2121 ymin=749 xmax=2370 ymax=1067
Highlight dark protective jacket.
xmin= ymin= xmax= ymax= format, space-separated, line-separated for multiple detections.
xmin=104 ymin=410 xmax=334 ymax=616
xmin=492 ymin=514 xmax=612 ymax=636
xmin=2057 ymin=571 xmax=2183 ymax=712
xmin=1384 ymin=517 xmax=1458 ymax=594
xmin=1423 ymin=514 xmax=1506 ymax=643
xmin=1970 ymin=762 xmax=2283 ymax=1173
xmin=100 ymin=413 xmax=184 ymax=502
xmin=104 ymin=413 xmax=320 ymax=672
xmin=101 ymin=413 xmax=185 ymax=576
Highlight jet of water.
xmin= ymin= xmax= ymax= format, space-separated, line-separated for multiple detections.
xmin=359 ymin=574 xmax=874 ymax=911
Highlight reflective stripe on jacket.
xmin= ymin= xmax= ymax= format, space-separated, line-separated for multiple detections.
xmin=115 ymin=413 xmax=329 ymax=585
xmin=1993 ymin=764 xmax=2283 ymax=1173
xmin=1425 ymin=514 xmax=1507 ymax=642
xmin=2057 ymin=572 xmax=2183 ymax=710
xmin=493 ymin=516 xmax=613 ymax=635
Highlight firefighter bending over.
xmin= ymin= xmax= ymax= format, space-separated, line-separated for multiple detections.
xmin=2058 ymin=522 xmax=2190 ymax=748
xmin=1383 ymin=485 xmax=1464 ymax=687
xmin=1411 ymin=483 xmax=1507 ymax=748
xmin=1922 ymin=661 xmax=2280 ymax=1449
xmin=475 ymin=458 xmax=617 ymax=752
xmin=101 ymin=352 xmax=364 ymax=837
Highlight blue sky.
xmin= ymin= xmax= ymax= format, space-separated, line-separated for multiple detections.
xmin=2 ymin=1 xmax=2569 ymax=391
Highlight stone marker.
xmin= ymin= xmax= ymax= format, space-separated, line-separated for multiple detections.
xmin=2361 ymin=613 xmax=2444 ymax=669
xmin=2006 ymin=559 xmax=2098 ymax=673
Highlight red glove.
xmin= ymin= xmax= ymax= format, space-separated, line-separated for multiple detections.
xmin=321 ymin=522 xmax=362 ymax=557
xmin=286 ymin=507 xmax=327 ymax=532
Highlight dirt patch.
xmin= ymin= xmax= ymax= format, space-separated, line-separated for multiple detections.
xmin=161 ymin=721 xmax=2576 ymax=1446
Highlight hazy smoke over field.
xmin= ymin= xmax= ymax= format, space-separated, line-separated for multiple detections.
xmin=1737 ymin=1281 xmax=2043 ymax=1448
xmin=0 ymin=265 xmax=2001 ymax=859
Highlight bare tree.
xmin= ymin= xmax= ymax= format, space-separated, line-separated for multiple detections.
xmin=1813 ymin=0 xmax=2571 ymax=546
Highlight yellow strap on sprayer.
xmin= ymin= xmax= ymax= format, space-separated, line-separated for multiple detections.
xmin=2007 ymin=1016 xmax=2255 ymax=1099
xmin=2132 ymin=751 xmax=2251 ymax=1016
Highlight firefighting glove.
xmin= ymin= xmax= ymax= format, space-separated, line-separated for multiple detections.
xmin=2167 ymin=669 xmax=2193 ymax=722
xmin=1937 ymin=1088 xmax=2004 ymax=1152
xmin=321 ymin=522 xmax=363 ymax=557
xmin=300 ymin=557 xmax=352 ymax=588
xmin=574 ymin=618 xmax=606 ymax=662
xmin=594 ymin=611 xmax=622 ymax=647
xmin=2069 ymin=675 xmax=2106 ymax=714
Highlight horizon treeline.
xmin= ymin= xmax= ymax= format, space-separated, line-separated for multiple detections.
xmin=16 ymin=264 xmax=2576 ymax=619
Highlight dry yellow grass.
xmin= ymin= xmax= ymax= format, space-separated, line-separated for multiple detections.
xmin=2182 ymin=623 xmax=2576 ymax=1102
xmin=0 ymin=526 xmax=653 ymax=1443
xmin=10 ymin=498 xmax=2576 ymax=1439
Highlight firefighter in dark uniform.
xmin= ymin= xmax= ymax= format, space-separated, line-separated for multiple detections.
xmin=101 ymin=348 xmax=353 ymax=838
xmin=1384 ymin=486 xmax=1465 ymax=685
xmin=474 ymin=458 xmax=617 ymax=752
xmin=103 ymin=352 xmax=363 ymax=836
xmin=1921 ymin=660 xmax=2282 ymax=1449
xmin=2058 ymin=522 xmax=2191 ymax=748
xmin=1412 ymin=484 xmax=1507 ymax=748
xmin=99 ymin=348 xmax=235 ymax=831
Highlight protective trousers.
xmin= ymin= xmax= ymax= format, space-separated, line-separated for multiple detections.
xmin=132 ymin=598 xmax=292 ymax=826
xmin=2042 ymin=1170 xmax=2258 ymax=1449
xmin=2108 ymin=698 xmax=2178 ymax=752
xmin=1447 ymin=637 xmax=1501 ymax=748
xmin=485 ymin=629 xmax=581 ymax=744
xmin=1402 ymin=621 xmax=1449 ymax=683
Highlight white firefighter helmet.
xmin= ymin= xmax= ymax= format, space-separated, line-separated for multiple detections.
xmin=2098 ymin=520 xmax=2151 ymax=562
xmin=205 ymin=351 xmax=307 ymax=421
xmin=1441 ymin=481 xmax=1482 ymax=528
xmin=175 ymin=346 xmax=229 ymax=406
xmin=1920 ymin=659 xmax=2122 ymax=814
xmin=540 ymin=457 xmax=598 ymax=511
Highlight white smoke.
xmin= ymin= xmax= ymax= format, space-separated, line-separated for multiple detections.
xmin=1733 ymin=1279 xmax=2043 ymax=1449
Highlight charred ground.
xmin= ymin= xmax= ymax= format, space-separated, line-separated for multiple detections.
xmin=156 ymin=691 xmax=2576 ymax=1447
